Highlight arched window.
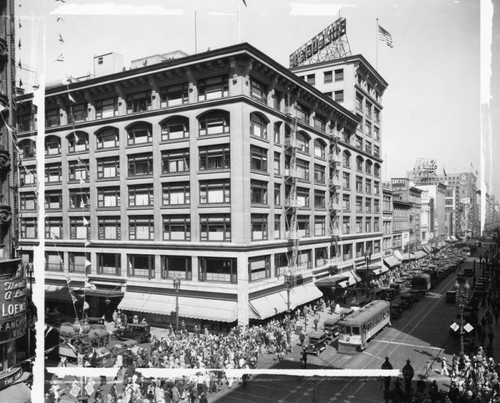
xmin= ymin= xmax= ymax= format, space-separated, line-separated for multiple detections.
xmin=250 ymin=112 xmax=269 ymax=140
xmin=356 ymin=156 xmax=364 ymax=172
xmin=96 ymin=126 xmax=119 ymax=149
xmin=342 ymin=150 xmax=351 ymax=168
xmin=45 ymin=136 xmax=61 ymax=156
xmin=127 ymin=122 xmax=153 ymax=145
xmin=67 ymin=131 xmax=89 ymax=153
xmin=314 ymin=139 xmax=326 ymax=159
xmin=296 ymin=131 xmax=310 ymax=154
xmin=365 ymin=160 xmax=373 ymax=175
xmin=374 ymin=163 xmax=381 ymax=178
xmin=160 ymin=116 xmax=189 ymax=141
xmin=198 ymin=110 xmax=230 ymax=136
xmin=19 ymin=139 xmax=36 ymax=159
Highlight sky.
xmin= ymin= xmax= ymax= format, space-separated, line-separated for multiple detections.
xmin=17 ymin=0 xmax=498 ymax=197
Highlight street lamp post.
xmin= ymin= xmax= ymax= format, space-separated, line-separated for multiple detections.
xmin=455 ymin=279 xmax=470 ymax=355
xmin=284 ymin=274 xmax=292 ymax=313
xmin=173 ymin=276 xmax=181 ymax=331
xmin=365 ymin=250 xmax=372 ymax=299
xmin=25 ymin=263 xmax=34 ymax=360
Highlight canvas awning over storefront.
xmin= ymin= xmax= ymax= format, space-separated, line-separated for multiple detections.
xmin=402 ymin=253 xmax=416 ymax=261
xmin=118 ymin=292 xmax=238 ymax=322
xmin=249 ymin=283 xmax=323 ymax=320
xmin=414 ymin=250 xmax=428 ymax=260
xmin=337 ymin=271 xmax=362 ymax=288
xmin=315 ymin=274 xmax=349 ymax=288
xmin=393 ymin=250 xmax=404 ymax=261
xmin=45 ymin=284 xmax=74 ymax=303
xmin=383 ymin=256 xmax=401 ymax=268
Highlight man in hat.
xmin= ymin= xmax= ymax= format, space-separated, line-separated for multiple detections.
xmin=441 ymin=356 xmax=449 ymax=376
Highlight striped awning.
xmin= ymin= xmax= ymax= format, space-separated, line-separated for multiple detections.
xmin=383 ymin=256 xmax=401 ymax=268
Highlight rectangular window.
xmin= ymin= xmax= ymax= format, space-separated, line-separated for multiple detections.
xmin=250 ymin=78 xmax=268 ymax=103
xmin=95 ymin=98 xmax=118 ymax=119
xmin=251 ymin=214 xmax=268 ymax=241
xmin=128 ymin=184 xmax=154 ymax=207
xmin=356 ymin=243 xmax=364 ymax=258
xmin=365 ymin=179 xmax=372 ymax=194
xmin=199 ymin=257 xmax=237 ymax=283
xmin=46 ymin=252 xmax=62 ymax=271
xmin=67 ymin=103 xmax=87 ymax=124
xmin=163 ymin=215 xmax=191 ymax=241
xmin=374 ymin=218 xmax=380 ymax=232
xmin=365 ymin=101 xmax=372 ymax=117
xmin=97 ymin=157 xmax=120 ymax=179
xmin=21 ymin=218 xmax=37 ymax=239
xmin=161 ymin=256 xmax=192 ymax=279
xmin=324 ymin=71 xmax=333 ymax=83
xmin=128 ymin=254 xmax=155 ymax=278
xmin=248 ymin=255 xmax=270 ymax=281
xmin=306 ymin=74 xmax=315 ymax=85
xmin=45 ymin=217 xmax=62 ymax=239
xmin=314 ymin=216 xmax=326 ymax=236
xmin=274 ymin=152 xmax=280 ymax=176
xmin=45 ymin=191 xmax=62 ymax=210
xmin=199 ymin=144 xmax=230 ymax=170
xmin=314 ymin=142 xmax=325 ymax=158
xmin=374 ymin=145 xmax=380 ymax=158
xmin=98 ymin=217 xmax=121 ymax=240
xmin=162 ymin=182 xmax=190 ymax=205
xmin=45 ymin=164 xmax=62 ymax=183
xmin=20 ymin=192 xmax=37 ymax=210
xmin=295 ymin=103 xmax=310 ymax=125
xmin=128 ymin=153 xmax=153 ymax=176
xmin=200 ymin=180 xmax=231 ymax=204
xmin=343 ymin=243 xmax=352 ymax=260
xmin=129 ymin=216 xmax=155 ymax=240
xmin=342 ymin=216 xmax=350 ymax=234
xmin=314 ymin=190 xmax=325 ymax=208
xmin=297 ymin=215 xmax=310 ymax=237
xmin=334 ymin=69 xmax=344 ymax=81
xmin=70 ymin=217 xmax=90 ymax=239
xmin=162 ymin=149 xmax=190 ymax=173
xmin=46 ymin=109 xmax=60 ymax=127
xmin=365 ymin=141 xmax=372 ymax=155
xmin=315 ymin=247 xmax=328 ymax=266
xmin=274 ymin=215 xmax=281 ymax=239
xmin=365 ymin=198 xmax=372 ymax=213
xmin=198 ymin=75 xmax=229 ymax=101
xmin=356 ymin=196 xmax=363 ymax=213
xmin=314 ymin=164 xmax=325 ymax=184
xmin=69 ymin=189 xmax=89 ymax=209
xmin=97 ymin=187 xmax=121 ymax=208
xmin=299 ymin=250 xmax=312 ymax=269
xmin=374 ymin=181 xmax=380 ymax=194
xmin=97 ymin=253 xmax=121 ymax=276
xmin=355 ymin=135 xmax=363 ymax=150
xmin=365 ymin=218 xmax=372 ymax=233
xmin=273 ymin=90 xmax=282 ymax=111
xmin=68 ymin=159 xmax=89 ymax=182
xmin=250 ymin=180 xmax=268 ymax=205
xmin=356 ymin=217 xmax=363 ymax=233
xmin=250 ymin=146 xmax=268 ymax=172
xmin=126 ymin=91 xmax=152 ymax=114
xmin=296 ymin=187 xmax=310 ymax=208
xmin=374 ymin=109 xmax=380 ymax=123
xmin=274 ymin=184 xmax=281 ymax=206
xmin=356 ymin=93 xmax=363 ymax=110
xmin=45 ymin=137 xmax=60 ymax=156
xmin=342 ymin=172 xmax=350 ymax=189
xmin=334 ymin=90 xmax=344 ymax=102
xmin=296 ymin=159 xmax=310 ymax=181
xmin=342 ymin=195 xmax=350 ymax=210
xmin=250 ymin=114 xmax=268 ymax=139
xmin=274 ymin=253 xmax=288 ymax=277
xmin=160 ymin=83 xmax=189 ymax=107
xmin=356 ymin=176 xmax=363 ymax=192
xmin=374 ymin=126 xmax=380 ymax=141
xmin=200 ymin=214 xmax=231 ymax=241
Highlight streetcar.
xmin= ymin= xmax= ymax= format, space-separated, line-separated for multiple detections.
xmin=337 ymin=300 xmax=391 ymax=354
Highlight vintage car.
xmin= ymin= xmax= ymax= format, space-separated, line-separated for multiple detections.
xmin=113 ymin=323 xmax=151 ymax=343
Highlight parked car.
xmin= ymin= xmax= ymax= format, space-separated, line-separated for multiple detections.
xmin=446 ymin=290 xmax=456 ymax=303
xmin=113 ymin=323 xmax=151 ymax=343
xmin=305 ymin=331 xmax=328 ymax=355
xmin=323 ymin=317 xmax=341 ymax=342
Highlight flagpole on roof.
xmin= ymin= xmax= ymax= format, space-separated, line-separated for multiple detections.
xmin=376 ymin=18 xmax=379 ymax=70
xmin=237 ymin=0 xmax=241 ymax=43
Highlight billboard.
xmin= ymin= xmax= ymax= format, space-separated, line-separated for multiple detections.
xmin=289 ymin=18 xmax=347 ymax=68
xmin=0 ymin=264 xmax=27 ymax=343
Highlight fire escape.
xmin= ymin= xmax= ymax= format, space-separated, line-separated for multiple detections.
xmin=328 ymin=126 xmax=341 ymax=269
xmin=284 ymin=102 xmax=301 ymax=286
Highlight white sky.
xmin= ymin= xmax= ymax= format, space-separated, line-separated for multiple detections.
xmin=18 ymin=0 xmax=489 ymax=193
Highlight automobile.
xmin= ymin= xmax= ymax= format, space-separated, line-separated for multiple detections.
xmin=400 ymin=293 xmax=413 ymax=309
xmin=323 ymin=317 xmax=341 ymax=341
xmin=305 ymin=331 xmax=328 ymax=355
xmin=113 ymin=323 xmax=151 ymax=343
xmin=86 ymin=317 xmax=107 ymax=330
xmin=391 ymin=304 xmax=402 ymax=319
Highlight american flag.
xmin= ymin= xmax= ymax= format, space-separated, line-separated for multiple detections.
xmin=378 ymin=25 xmax=393 ymax=48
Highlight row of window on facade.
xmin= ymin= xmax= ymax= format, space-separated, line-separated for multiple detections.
xmin=20 ymin=147 xmax=382 ymax=194
xmin=20 ymin=74 xmax=346 ymax=131
xmin=21 ymin=211 xmax=381 ymax=242
xmin=300 ymin=69 xmax=345 ymax=86
xmin=44 ymin=238 xmax=381 ymax=283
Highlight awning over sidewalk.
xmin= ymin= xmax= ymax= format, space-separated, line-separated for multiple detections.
xmin=383 ymin=256 xmax=401 ymax=268
xmin=402 ymin=253 xmax=416 ymax=261
xmin=336 ymin=271 xmax=362 ymax=288
xmin=249 ymin=283 xmax=323 ymax=320
xmin=414 ymin=250 xmax=428 ymax=260
xmin=118 ymin=292 xmax=238 ymax=322
xmin=315 ymin=274 xmax=349 ymax=288
xmin=45 ymin=284 xmax=74 ymax=303
xmin=393 ymin=250 xmax=404 ymax=261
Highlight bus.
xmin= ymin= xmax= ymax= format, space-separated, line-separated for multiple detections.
xmin=337 ymin=300 xmax=391 ymax=354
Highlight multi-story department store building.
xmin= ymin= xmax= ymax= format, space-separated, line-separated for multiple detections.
xmin=17 ymin=43 xmax=388 ymax=328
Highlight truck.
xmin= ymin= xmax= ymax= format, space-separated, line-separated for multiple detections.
xmin=411 ymin=274 xmax=431 ymax=293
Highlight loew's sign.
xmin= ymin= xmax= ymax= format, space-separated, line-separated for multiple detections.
xmin=0 ymin=264 xmax=27 ymax=341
